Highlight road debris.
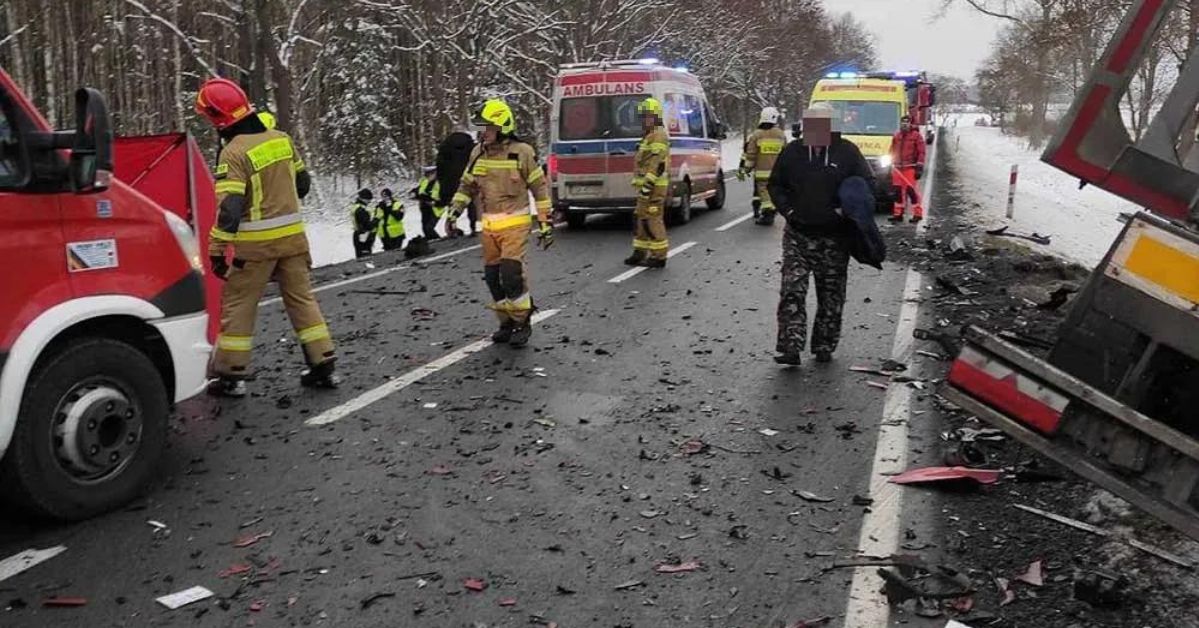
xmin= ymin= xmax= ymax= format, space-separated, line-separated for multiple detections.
xmin=360 ymin=592 xmax=395 ymax=609
xmin=679 ymin=438 xmax=708 ymax=455
xmin=613 ymin=579 xmax=645 ymax=590
xmin=0 ymin=546 xmax=67 ymax=584
xmin=156 ymin=586 xmax=214 ymax=610
xmin=995 ymin=577 xmax=1016 ymax=606
xmin=1037 ymin=285 xmax=1077 ymax=310
xmin=794 ymin=489 xmax=835 ymax=503
xmin=889 ymin=466 xmax=1001 ymax=486
xmin=427 ymin=464 xmax=454 ymax=476
xmin=463 ymin=578 xmax=488 ymax=592
xmin=758 ymin=428 xmax=780 ymax=437
xmin=985 ymin=225 xmax=1052 ymax=246
xmin=1073 ymin=570 xmax=1129 ymax=608
xmin=1014 ymin=559 xmax=1044 ymax=587
xmin=218 ymin=563 xmax=253 ymax=578
xmin=499 ymin=597 xmax=517 ymax=606
xmin=233 ymin=530 xmax=274 ymax=548
xmin=41 ymin=596 xmax=87 ymax=607
xmin=785 ymin=617 xmax=832 ymax=627
xmin=945 ymin=621 xmax=977 ymax=628
xmin=654 ymin=560 xmax=702 ymax=574
xmin=1013 ymin=504 xmax=1195 ymax=568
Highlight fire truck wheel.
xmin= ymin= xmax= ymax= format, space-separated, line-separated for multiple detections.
xmin=0 ymin=338 xmax=168 ymax=520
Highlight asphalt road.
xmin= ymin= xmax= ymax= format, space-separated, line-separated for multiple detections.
xmin=0 ymin=173 xmax=929 ymax=627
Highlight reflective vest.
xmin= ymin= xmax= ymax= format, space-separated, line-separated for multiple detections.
xmin=741 ymin=126 xmax=787 ymax=180
xmin=454 ymin=139 xmax=551 ymax=225
xmin=375 ymin=199 xmax=404 ymax=239
xmin=211 ymin=129 xmax=308 ymax=259
xmin=417 ymin=176 xmax=440 ymax=200
xmin=633 ymin=126 xmax=671 ymax=199
xmin=350 ymin=200 xmax=373 ymax=232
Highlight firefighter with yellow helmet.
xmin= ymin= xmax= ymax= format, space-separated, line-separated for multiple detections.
xmin=447 ymin=99 xmax=553 ymax=348
xmin=738 ymin=106 xmax=787 ymax=226
xmin=625 ymin=97 xmax=671 ymax=267
xmin=194 ymin=78 xmax=337 ymax=397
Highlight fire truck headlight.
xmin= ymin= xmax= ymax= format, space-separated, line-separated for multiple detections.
xmin=163 ymin=211 xmax=204 ymax=273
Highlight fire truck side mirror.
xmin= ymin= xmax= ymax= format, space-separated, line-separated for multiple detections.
xmin=68 ymin=87 xmax=113 ymax=193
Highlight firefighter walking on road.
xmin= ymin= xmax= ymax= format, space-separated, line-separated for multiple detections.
xmin=739 ymin=106 xmax=787 ymax=226
xmin=375 ymin=188 xmax=405 ymax=251
xmin=350 ymin=188 xmax=376 ymax=258
xmin=448 ymin=100 xmax=553 ymax=348
xmin=195 ymin=78 xmax=337 ymax=396
xmin=624 ymin=97 xmax=671 ymax=268
xmin=889 ymin=114 xmax=926 ymax=223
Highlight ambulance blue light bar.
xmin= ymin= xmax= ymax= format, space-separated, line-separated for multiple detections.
xmin=637 ymin=58 xmax=660 ymax=65
xmin=825 ymin=71 xmax=861 ymax=79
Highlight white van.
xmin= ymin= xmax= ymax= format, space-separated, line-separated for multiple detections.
xmin=548 ymin=59 xmax=728 ymax=228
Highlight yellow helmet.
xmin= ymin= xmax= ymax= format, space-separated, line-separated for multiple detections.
xmin=637 ymin=97 xmax=664 ymax=118
xmin=475 ymin=99 xmax=516 ymax=135
xmin=257 ymin=111 xmax=277 ymax=130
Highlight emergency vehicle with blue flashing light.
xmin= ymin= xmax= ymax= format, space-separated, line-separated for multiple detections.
xmin=808 ymin=70 xmax=936 ymax=208
xmin=548 ymin=58 xmax=729 ymax=228
xmin=942 ymin=0 xmax=1199 ymax=542
xmin=0 ymin=67 xmax=216 ymax=520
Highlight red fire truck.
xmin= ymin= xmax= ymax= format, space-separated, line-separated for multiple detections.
xmin=0 ymin=68 xmax=216 ymax=520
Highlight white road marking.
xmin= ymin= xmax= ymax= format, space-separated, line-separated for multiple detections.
xmin=0 ymin=546 xmax=66 ymax=583
xmin=261 ymin=244 xmax=482 ymax=306
xmin=304 ymin=309 xmax=561 ymax=426
xmin=606 ymin=241 xmax=698 ymax=284
xmin=715 ymin=212 xmax=755 ymax=232
xmin=843 ymin=269 xmax=923 ymax=626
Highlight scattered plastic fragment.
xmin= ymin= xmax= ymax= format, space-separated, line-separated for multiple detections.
xmin=889 ymin=466 xmax=1001 ymax=486
xmin=360 ymin=592 xmax=395 ymax=609
xmin=758 ymin=428 xmax=780 ymax=437
xmin=156 ymin=586 xmax=214 ymax=610
xmin=464 ymin=578 xmax=488 ymax=592
xmin=233 ymin=531 xmax=274 ymax=548
xmin=499 ymin=597 xmax=517 ymax=607
xmin=794 ymin=490 xmax=835 ymax=503
xmin=1015 ymin=560 xmax=1044 ymax=587
xmin=654 ymin=560 xmax=701 ymax=574
xmin=41 ymin=596 xmax=87 ymax=607
xmin=613 ymin=579 xmax=645 ymax=590
xmin=218 ymin=563 xmax=252 ymax=578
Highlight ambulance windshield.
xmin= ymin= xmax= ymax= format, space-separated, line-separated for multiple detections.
xmin=823 ymin=101 xmax=901 ymax=136
xmin=559 ymin=96 xmax=644 ymax=140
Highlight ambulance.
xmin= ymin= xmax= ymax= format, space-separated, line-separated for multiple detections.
xmin=0 ymin=67 xmax=215 ymax=519
xmin=549 ymin=59 xmax=728 ymax=228
xmin=809 ymin=71 xmax=936 ymax=206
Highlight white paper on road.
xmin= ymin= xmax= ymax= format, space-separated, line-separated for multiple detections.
xmin=946 ymin=621 xmax=976 ymax=628
xmin=156 ymin=585 xmax=215 ymax=610
xmin=0 ymin=545 xmax=67 ymax=583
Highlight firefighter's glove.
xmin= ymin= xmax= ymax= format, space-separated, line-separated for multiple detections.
xmin=735 ymin=168 xmax=748 ymax=182
xmin=447 ymin=204 xmax=464 ymax=223
xmin=536 ymin=221 xmax=555 ymax=250
xmin=210 ymin=255 xmax=231 ymax=281
xmin=915 ymin=164 xmax=925 ymax=180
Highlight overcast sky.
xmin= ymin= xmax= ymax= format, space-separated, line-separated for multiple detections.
xmin=830 ymin=0 xmax=1003 ymax=79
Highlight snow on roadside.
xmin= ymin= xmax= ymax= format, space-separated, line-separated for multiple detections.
xmin=945 ymin=114 xmax=1134 ymax=268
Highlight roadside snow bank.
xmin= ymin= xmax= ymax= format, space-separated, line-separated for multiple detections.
xmin=946 ymin=115 xmax=1134 ymax=268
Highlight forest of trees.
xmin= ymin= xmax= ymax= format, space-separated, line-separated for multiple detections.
xmin=958 ymin=0 xmax=1199 ymax=148
xmin=0 ymin=0 xmax=878 ymax=181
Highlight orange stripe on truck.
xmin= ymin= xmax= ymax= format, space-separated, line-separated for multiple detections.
xmin=1123 ymin=234 xmax=1199 ymax=304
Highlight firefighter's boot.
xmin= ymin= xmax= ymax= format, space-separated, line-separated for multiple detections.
xmin=300 ymin=360 xmax=340 ymax=389
xmin=755 ymin=211 xmax=775 ymax=226
xmin=492 ymin=320 xmax=515 ymax=344
xmin=624 ymin=250 xmax=648 ymax=266
xmin=207 ymin=377 xmax=247 ymax=398
xmin=508 ymin=323 xmax=532 ymax=348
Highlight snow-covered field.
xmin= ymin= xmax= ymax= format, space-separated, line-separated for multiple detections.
xmin=302 ymin=136 xmax=748 ymax=268
xmin=945 ymin=114 xmax=1134 ymax=268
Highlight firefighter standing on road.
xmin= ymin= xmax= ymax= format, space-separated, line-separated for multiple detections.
xmin=739 ymin=106 xmax=788 ymax=226
xmin=350 ymin=188 xmax=376 ymax=258
xmin=375 ymin=188 xmax=405 ymax=251
xmin=889 ymin=114 xmax=926 ymax=223
xmin=448 ymin=100 xmax=553 ymax=348
xmin=195 ymin=78 xmax=337 ymax=396
xmin=624 ymin=97 xmax=671 ymax=267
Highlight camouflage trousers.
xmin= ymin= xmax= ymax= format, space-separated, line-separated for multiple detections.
xmin=776 ymin=229 xmax=850 ymax=355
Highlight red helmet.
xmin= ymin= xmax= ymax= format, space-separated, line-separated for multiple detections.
xmin=195 ymin=78 xmax=254 ymax=129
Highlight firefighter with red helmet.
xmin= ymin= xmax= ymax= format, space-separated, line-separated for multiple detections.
xmin=889 ymin=114 xmax=926 ymax=223
xmin=194 ymin=78 xmax=337 ymax=396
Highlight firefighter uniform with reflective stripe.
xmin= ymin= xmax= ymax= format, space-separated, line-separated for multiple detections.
xmin=632 ymin=126 xmax=671 ymax=260
xmin=209 ymin=129 xmax=335 ymax=379
xmin=375 ymin=197 xmax=405 ymax=250
xmin=741 ymin=126 xmax=787 ymax=218
xmin=452 ymin=139 xmax=550 ymax=328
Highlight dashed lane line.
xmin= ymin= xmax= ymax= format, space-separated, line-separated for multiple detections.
xmin=606 ymin=241 xmax=698 ymax=284
xmin=715 ymin=212 xmax=755 ymax=232
xmin=305 ymin=309 xmax=561 ymax=426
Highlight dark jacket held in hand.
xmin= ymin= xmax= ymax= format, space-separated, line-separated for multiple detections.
xmin=767 ymin=136 xmax=874 ymax=235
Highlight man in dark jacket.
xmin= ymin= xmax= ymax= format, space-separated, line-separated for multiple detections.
xmin=767 ymin=103 xmax=874 ymax=366
xmin=350 ymin=188 xmax=376 ymax=258
xmin=436 ymin=127 xmax=477 ymax=237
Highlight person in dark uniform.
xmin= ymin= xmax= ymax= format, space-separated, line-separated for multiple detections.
xmin=768 ymin=103 xmax=875 ymax=366
xmin=350 ymin=188 xmax=376 ymax=258
xmin=437 ymin=127 xmax=477 ymax=237
xmin=411 ymin=166 xmax=442 ymax=240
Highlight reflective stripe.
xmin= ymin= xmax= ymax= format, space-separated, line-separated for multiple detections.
xmin=211 ymin=227 xmax=236 ymax=242
xmin=634 ymin=238 xmax=668 ymax=250
xmin=486 ymin=299 xmax=510 ymax=312
xmin=217 ymin=334 xmax=253 ymax=352
xmin=246 ymin=137 xmax=295 ymax=172
xmin=228 ymin=222 xmax=305 ymax=242
xmin=759 ymin=140 xmax=784 ymax=154
xmin=214 ymin=163 xmax=230 ymax=179
xmin=250 ymin=172 xmax=264 ymax=221
xmin=476 ymin=159 xmax=519 ymax=169
xmin=632 ymin=176 xmax=645 ymax=187
xmin=761 ymin=199 xmax=776 ymax=210
xmin=632 ymin=238 xmax=653 ymax=250
xmin=482 ymin=213 xmax=533 ymax=232
xmin=654 ymin=179 xmax=669 ymax=189
xmin=643 ymin=172 xmax=659 ymax=183
xmin=534 ymin=199 xmax=551 ymax=211
xmin=642 ymin=141 xmax=668 ymax=153
xmin=292 ymin=159 xmax=306 ymax=173
xmin=508 ymin=293 xmax=532 ymax=311
xmin=461 ymin=172 xmax=475 ymax=184
xmin=239 ymin=213 xmax=304 ymax=232
xmin=754 ymin=171 xmax=772 ymax=180
xmin=215 ymin=180 xmax=246 ymax=195
xmin=527 ymin=167 xmax=545 ymax=184
xmin=296 ymin=323 xmax=331 ymax=344
xmin=452 ymin=192 xmax=471 ymax=205
xmin=433 ymin=205 xmax=446 ymax=218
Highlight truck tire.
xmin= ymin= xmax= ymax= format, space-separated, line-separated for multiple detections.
xmin=706 ymin=175 xmax=726 ymax=211
xmin=669 ymin=181 xmax=693 ymax=225
xmin=565 ymin=211 xmax=587 ymax=229
xmin=0 ymin=338 xmax=168 ymax=520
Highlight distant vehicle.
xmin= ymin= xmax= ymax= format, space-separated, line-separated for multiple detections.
xmin=549 ymin=59 xmax=728 ymax=228
xmin=809 ymin=71 xmax=937 ymax=207
xmin=0 ymin=67 xmax=215 ymax=520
